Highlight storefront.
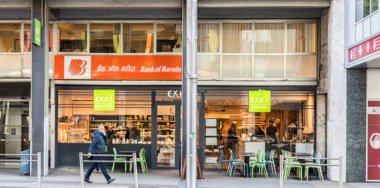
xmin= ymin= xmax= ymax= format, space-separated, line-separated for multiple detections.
xmin=51 ymin=19 xmax=318 ymax=171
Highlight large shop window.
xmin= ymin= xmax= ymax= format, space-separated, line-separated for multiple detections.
xmin=203 ymin=91 xmax=315 ymax=169
xmin=57 ymin=90 xmax=152 ymax=144
xmin=196 ymin=21 xmax=317 ymax=80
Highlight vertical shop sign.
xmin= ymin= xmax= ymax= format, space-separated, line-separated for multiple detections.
xmin=368 ymin=101 xmax=380 ymax=180
xmin=94 ymin=90 xmax=115 ymax=111
xmin=31 ymin=18 xmax=41 ymax=46
xmin=248 ymin=90 xmax=271 ymax=112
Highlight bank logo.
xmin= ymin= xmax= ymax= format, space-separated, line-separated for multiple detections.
xmin=64 ymin=56 xmax=91 ymax=79
xmin=370 ymin=133 xmax=380 ymax=149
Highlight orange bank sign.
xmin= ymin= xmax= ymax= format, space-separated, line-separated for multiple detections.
xmin=54 ymin=55 xmax=182 ymax=80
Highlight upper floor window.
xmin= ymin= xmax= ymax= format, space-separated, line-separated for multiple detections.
xmin=357 ymin=0 xmax=379 ymax=22
xmin=0 ymin=23 xmax=22 ymax=53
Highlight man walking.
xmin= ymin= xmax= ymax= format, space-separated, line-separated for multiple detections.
xmin=84 ymin=125 xmax=115 ymax=184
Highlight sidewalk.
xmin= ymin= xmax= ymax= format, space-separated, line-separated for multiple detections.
xmin=0 ymin=167 xmax=378 ymax=188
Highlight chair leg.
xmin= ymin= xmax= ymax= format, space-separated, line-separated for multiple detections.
xmin=112 ymin=162 xmax=115 ymax=173
xmin=300 ymin=168 xmax=303 ymax=181
xmin=274 ymin=163 xmax=276 ymax=175
xmin=233 ymin=166 xmax=237 ymax=178
xmin=246 ymin=165 xmax=248 ymax=178
xmin=145 ymin=161 xmax=148 ymax=173
xmin=305 ymin=167 xmax=308 ymax=181
xmin=124 ymin=162 xmax=127 ymax=173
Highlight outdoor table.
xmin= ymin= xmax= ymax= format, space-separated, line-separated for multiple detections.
xmin=291 ymin=153 xmax=313 ymax=180
xmin=118 ymin=150 xmax=137 ymax=173
xmin=237 ymin=152 xmax=257 ymax=178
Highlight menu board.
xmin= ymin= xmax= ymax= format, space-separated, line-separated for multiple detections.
xmin=368 ymin=101 xmax=380 ymax=181
xmin=206 ymin=137 xmax=217 ymax=146
xmin=206 ymin=128 xmax=217 ymax=136
xmin=206 ymin=118 xmax=217 ymax=127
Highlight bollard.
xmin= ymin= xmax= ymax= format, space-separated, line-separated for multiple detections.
xmin=37 ymin=152 xmax=41 ymax=188
xmin=133 ymin=153 xmax=139 ymax=188
xmin=80 ymin=152 xmax=84 ymax=188
xmin=339 ymin=156 xmax=343 ymax=188
xmin=279 ymin=155 xmax=283 ymax=188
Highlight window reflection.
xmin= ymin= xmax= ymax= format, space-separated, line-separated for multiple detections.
xmin=58 ymin=24 xmax=87 ymax=52
xmin=156 ymin=24 xmax=182 ymax=52
xmin=0 ymin=23 xmax=22 ymax=53
xmin=123 ymin=23 xmax=154 ymax=53
xmin=90 ymin=23 xmax=121 ymax=53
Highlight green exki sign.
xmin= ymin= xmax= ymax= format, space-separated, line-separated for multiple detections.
xmin=94 ymin=90 xmax=115 ymax=111
xmin=31 ymin=18 xmax=41 ymax=46
xmin=248 ymin=90 xmax=271 ymax=112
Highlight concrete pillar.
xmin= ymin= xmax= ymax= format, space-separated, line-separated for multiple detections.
xmin=320 ymin=0 xmax=347 ymax=182
xmin=316 ymin=94 xmax=326 ymax=172
xmin=31 ymin=0 xmax=49 ymax=176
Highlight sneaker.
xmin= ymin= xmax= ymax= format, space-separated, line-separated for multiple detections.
xmin=96 ymin=171 xmax=100 ymax=174
xmin=107 ymin=178 xmax=116 ymax=184
xmin=84 ymin=179 xmax=93 ymax=183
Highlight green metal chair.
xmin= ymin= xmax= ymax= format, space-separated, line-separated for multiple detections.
xmin=112 ymin=148 xmax=128 ymax=173
xmin=250 ymin=151 xmax=268 ymax=178
xmin=130 ymin=148 xmax=148 ymax=173
xmin=268 ymin=150 xmax=276 ymax=175
xmin=284 ymin=152 xmax=302 ymax=180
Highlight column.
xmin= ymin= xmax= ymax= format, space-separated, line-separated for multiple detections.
xmin=31 ymin=0 xmax=49 ymax=176
xmin=321 ymin=0 xmax=347 ymax=182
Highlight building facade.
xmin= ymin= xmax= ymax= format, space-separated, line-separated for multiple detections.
xmin=346 ymin=0 xmax=380 ymax=182
xmin=0 ymin=0 xmax=350 ymax=183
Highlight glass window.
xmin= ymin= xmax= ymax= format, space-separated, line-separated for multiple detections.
xmin=287 ymin=23 xmax=316 ymax=53
xmin=0 ymin=23 xmax=22 ymax=53
xmin=123 ymin=23 xmax=153 ymax=53
xmin=204 ymin=91 xmax=315 ymax=169
xmin=57 ymin=90 xmax=152 ymax=144
xmin=0 ymin=101 xmax=30 ymax=162
xmin=198 ymin=24 xmax=220 ymax=53
xmin=286 ymin=55 xmax=317 ymax=78
xmin=364 ymin=0 xmax=371 ymax=18
xmin=372 ymin=0 xmax=379 ymax=12
xmin=90 ymin=23 xmax=121 ymax=53
xmin=223 ymin=23 xmax=252 ymax=53
xmin=254 ymin=55 xmax=284 ymax=78
xmin=357 ymin=0 xmax=364 ymax=22
xmin=58 ymin=24 xmax=87 ymax=52
xmin=197 ymin=55 xmax=220 ymax=78
xmin=254 ymin=23 xmax=284 ymax=53
xmin=156 ymin=23 xmax=182 ymax=52
xmin=222 ymin=55 xmax=252 ymax=78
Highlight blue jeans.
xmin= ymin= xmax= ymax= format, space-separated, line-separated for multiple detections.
xmin=84 ymin=156 xmax=111 ymax=181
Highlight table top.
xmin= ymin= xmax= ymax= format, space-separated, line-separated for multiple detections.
xmin=292 ymin=152 xmax=313 ymax=156
xmin=238 ymin=152 xmax=256 ymax=157
xmin=119 ymin=150 xmax=137 ymax=154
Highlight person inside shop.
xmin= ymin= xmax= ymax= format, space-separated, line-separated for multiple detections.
xmin=227 ymin=122 xmax=238 ymax=151
xmin=106 ymin=125 xmax=118 ymax=144
xmin=255 ymin=126 xmax=265 ymax=136
xmin=125 ymin=122 xmax=140 ymax=141
xmin=266 ymin=120 xmax=278 ymax=142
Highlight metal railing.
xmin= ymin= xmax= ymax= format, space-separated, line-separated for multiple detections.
xmin=79 ymin=152 xmax=138 ymax=188
xmin=279 ymin=155 xmax=343 ymax=188
xmin=0 ymin=152 xmax=41 ymax=188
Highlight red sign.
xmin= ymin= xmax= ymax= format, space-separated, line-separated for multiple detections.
xmin=368 ymin=101 xmax=380 ymax=181
xmin=54 ymin=55 xmax=182 ymax=80
xmin=349 ymin=35 xmax=380 ymax=62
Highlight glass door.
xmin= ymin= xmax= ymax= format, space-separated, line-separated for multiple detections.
xmin=156 ymin=102 xmax=180 ymax=168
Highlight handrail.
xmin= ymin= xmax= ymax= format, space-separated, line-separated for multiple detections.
xmin=79 ymin=152 xmax=138 ymax=188
xmin=279 ymin=155 xmax=343 ymax=188
xmin=0 ymin=152 xmax=41 ymax=188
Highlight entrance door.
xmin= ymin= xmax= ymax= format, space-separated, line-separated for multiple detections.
xmin=155 ymin=102 xmax=181 ymax=168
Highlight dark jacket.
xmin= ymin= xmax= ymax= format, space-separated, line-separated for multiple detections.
xmin=256 ymin=128 xmax=265 ymax=136
xmin=228 ymin=125 xmax=238 ymax=143
xmin=266 ymin=125 xmax=277 ymax=139
xmin=106 ymin=129 xmax=116 ymax=143
xmin=125 ymin=127 xmax=140 ymax=140
xmin=89 ymin=130 xmax=107 ymax=154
